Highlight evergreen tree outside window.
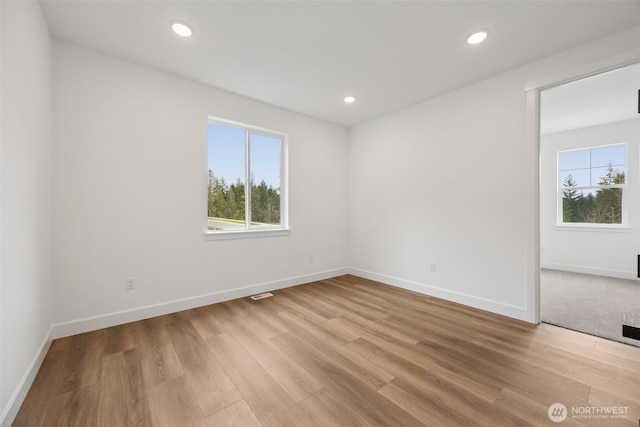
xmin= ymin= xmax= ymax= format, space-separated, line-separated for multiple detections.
xmin=558 ymin=144 xmax=626 ymax=225
xmin=207 ymin=118 xmax=287 ymax=233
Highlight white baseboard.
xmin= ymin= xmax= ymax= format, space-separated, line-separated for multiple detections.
xmin=348 ymin=267 xmax=534 ymax=323
xmin=52 ymin=268 xmax=349 ymax=339
xmin=0 ymin=327 xmax=53 ymax=427
xmin=541 ymin=262 xmax=639 ymax=281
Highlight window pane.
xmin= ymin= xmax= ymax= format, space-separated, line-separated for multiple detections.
xmin=560 ymin=169 xmax=590 ymax=188
xmin=558 ymin=144 xmax=626 ymax=225
xmin=591 ymin=144 xmax=625 ymax=169
xmin=562 ymin=188 xmax=622 ymax=224
xmin=206 ymin=119 xmax=287 ymax=233
xmin=592 ymin=165 xmax=626 ymax=185
xmin=207 ymin=123 xmax=246 ymax=231
xmin=250 ymin=133 xmax=281 ymax=228
xmin=559 ymin=150 xmax=590 ymax=171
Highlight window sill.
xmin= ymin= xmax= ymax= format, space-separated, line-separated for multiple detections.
xmin=554 ymin=224 xmax=631 ymax=233
xmin=204 ymin=228 xmax=291 ymax=241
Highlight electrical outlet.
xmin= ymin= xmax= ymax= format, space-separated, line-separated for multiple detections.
xmin=309 ymin=254 xmax=314 ymax=262
xmin=125 ymin=277 xmax=135 ymax=291
xmin=429 ymin=263 xmax=436 ymax=272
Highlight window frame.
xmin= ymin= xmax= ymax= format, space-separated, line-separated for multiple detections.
xmin=205 ymin=116 xmax=289 ymax=240
xmin=556 ymin=142 xmax=628 ymax=228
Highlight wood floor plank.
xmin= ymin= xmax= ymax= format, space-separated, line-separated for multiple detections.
xmin=578 ymin=344 xmax=640 ymax=372
xmin=220 ymin=298 xmax=259 ymax=318
xmin=535 ymin=322 xmax=603 ymax=350
xmin=320 ymin=276 xmax=416 ymax=311
xmin=12 ymin=349 xmax=75 ymax=427
xmin=224 ymin=297 xmax=290 ymax=340
xmin=277 ymin=309 xmax=354 ymax=347
xmin=339 ymin=315 xmax=505 ymax=403
xmin=205 ymin=400 xmax=262 ymax=427
xmin=588 ymin=387 xmax=640 ymax=424
xmin=139 ymin=340 xmax=184 ymax=389
xmin=205 ymin=333 xmax=315 ymax=427
xmin=14 ymin=275 xmax=640 ymax=426
xmin=223 ymin=314 xmax=323 ymax=403
xmin=270 ymin=329 xmax=394 ymax=392
xmin=420 ymin=332 xmax=592 ymax=409
xmin=298 ymin=389 xmax=374 ymax=427
xmin=245 ymin=305 xmax=290 ymax=339
xmin=299 ymin=282 xmax=390 ymax=320
xmin=271 ymin=293 xmax=338 ymax=326
xmin=338 ymin=310 xmax=421 ymax=345
xmin=572 ymin=414 xmax=639 ymax=427
xmin=103 ymin=324 xmax=131 ymax=355
xmin=243 ymin=292 xmax=290 ymax=316
xmin=119 ymin=316 xmax=185 ymax=389
xmin=277 ymin=287 xmax=343 ymax=319
xmin=347 ymin=336 xmax=501 ymax=404
xmin=273 ymin=332 xmax=424 ymax=427
xmin=49 ymin=336 xmax=72 ymax=352
xmin=147 ymin=376 xmax=208 ymax=427
xmin=58 ymin=329 xmax=107 ymax=394
xmin=96 ymin=349 xmax=152 ymax=427
xmin=189 ymin=305 xmax=227 ymax=340
xmin=274 ymin=313 xmax=395 ymax=391
xmin=324 ymin=277 xmax=433 ymax=315
xmin=377 ymin=379 xmax=479 ymax=427
xmin=166 ymin=319 xmax=242 ymax=417
xmin=43 ymin=384 xmax=100 ymax=427
xmin=492 ymin=387 xmax=585 ymax=427
xmin=594 ymin=338 xmax=640 ymax=361
xmin=137 ymin=316 xmax=174 ymax=344
xmin=477 ymin=333 xmax=638 ymax=404
xmin=542 ymin=346 xmax=640 ymax=400
xmin=366 ymin=313 xmax=434 ymax=343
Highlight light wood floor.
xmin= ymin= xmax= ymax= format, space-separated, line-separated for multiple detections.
xmin=14 ymin=275 xmax=640 ymax=426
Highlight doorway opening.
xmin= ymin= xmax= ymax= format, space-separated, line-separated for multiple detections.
xmin=538 ymin=62 xmax=640 ymax=346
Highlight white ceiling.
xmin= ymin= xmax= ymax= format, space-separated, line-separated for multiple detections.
xmin=541 ymin=62 xmax=640 ymax=135
xmin=40 ymin=0 xmax=640 ymax=128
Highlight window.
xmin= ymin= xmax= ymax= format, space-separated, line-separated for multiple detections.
xmin=558 ymin=143 xmax=626 ymax=225
xmin=207 ymin=118 xmax=287 ymax=234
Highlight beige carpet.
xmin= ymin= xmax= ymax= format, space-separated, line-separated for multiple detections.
xmin=540 ymin=269 xmax=640 ymax=347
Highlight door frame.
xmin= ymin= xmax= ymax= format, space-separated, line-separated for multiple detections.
xmin=524 ymin=49 xmax=640 ymax=323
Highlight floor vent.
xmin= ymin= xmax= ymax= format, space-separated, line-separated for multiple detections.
xmin=250 ymin=292 xmax=274 ymax=301
xmin=623 ymin=311 xmax=640 ymax=340
xmin=622 ymin=324 xmax=640 ymax=340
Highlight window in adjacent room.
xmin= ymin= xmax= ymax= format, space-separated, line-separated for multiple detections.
xmin=207 ymin=118 xmax=287 ymax=234
xmin=558 ymin=143 xmax=626 ymax=225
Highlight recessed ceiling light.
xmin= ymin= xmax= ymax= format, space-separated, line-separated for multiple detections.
xmin=344 ymin=96 xmax=356 ymax=104
xmin=171 ymin=21 xmax=193 ymax=38
xmin=467 ymin=30 xmax=489 ymax=45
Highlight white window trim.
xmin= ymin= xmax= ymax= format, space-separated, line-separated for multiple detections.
xmin=204 ymin=228 xmax=291 ymax=241
xmin=205 ymin=116 xmax=289 ymax=240
xmin=553 ymin=223 xmax=631 ymax=232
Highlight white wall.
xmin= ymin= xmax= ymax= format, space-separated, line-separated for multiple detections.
xmin=348 ymin=25 xmax=640 ymax=322
xmin=0 ymin=1 xmax=54 ymax=424
xmin=52 ymin=42 xmax=349 ymax=334
xmin=540 ymin=118 xmax=640 ymax=279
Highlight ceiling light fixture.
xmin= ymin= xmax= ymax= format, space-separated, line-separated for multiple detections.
xmin=466 ymin=30 xmax=489 ymax=45
xmin=344 ymin=96 xmax=356 ymax=104
xmin=171 ymin=21 xmax=193 ymax=38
